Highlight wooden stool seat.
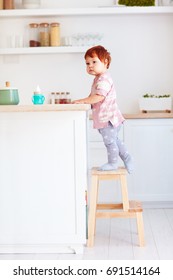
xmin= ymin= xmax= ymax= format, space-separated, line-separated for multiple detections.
xmin=87 ymin=167 xmax=145 ymax=247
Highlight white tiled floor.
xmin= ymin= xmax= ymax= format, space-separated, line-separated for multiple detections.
xmin=0 ymin=208 xmax=173 ymax=260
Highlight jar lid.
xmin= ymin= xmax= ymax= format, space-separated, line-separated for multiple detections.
xmin=0 ymin=82 xmax=17 ymax=90
xmin=29 ymin=23 xmax=39 ymax=28
xmin=50 ymin=22 xmax=60 ymax=27
xmin=40 ymin=23 xmax=49 ymax=27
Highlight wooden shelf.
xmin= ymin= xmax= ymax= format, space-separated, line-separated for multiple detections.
xmin=0 ymin=7 xmax=173 ymax=17
xmin=0 ymin=46 xmax=88 ymax=55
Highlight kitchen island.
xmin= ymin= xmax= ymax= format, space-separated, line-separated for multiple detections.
xmin=0 ymin=104 xmax=90 ymax=254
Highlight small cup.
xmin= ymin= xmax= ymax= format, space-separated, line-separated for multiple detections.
xmin=32 ymin=94 xmax=45 ymax=105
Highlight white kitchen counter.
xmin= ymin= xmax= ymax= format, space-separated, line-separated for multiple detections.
xmin=123 ymin=112 xmax=173 ymax=119
xmin=0 ymin=104 xmax=91 ymax=112
xmin=0 ymin=105 xmax=90 ymax=254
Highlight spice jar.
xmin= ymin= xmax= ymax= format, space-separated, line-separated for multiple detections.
xmin=40 ymin=23 xmax=50 ymax=47
xmin=60 ymin=92 xmax=67 ymax=104
xmin=4 ymin=0 xmax=14 ymax=9
xmin=22 ymin=0 xmax=40 ymax=9
xmin=50 ymin=92 xmax=55 ymax=104
xmin=55 ymin=92 xmax=61 ymax=104
xmin=0 ymin=0 xmax=3 ymax=9
xmin=29 ymin=23 xmax=40 ymax=47
xmin=66 ymin=92 xmax=71 ymax=104
xmin=50 ymin=23 xmax=60 ymax=47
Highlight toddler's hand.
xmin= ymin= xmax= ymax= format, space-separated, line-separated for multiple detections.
xmin=72 ymin=99 xmax=84 ymax=104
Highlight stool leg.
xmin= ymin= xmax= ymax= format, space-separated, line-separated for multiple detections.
xmin=87 ymin=175 xmax=98 ymax=247
xmin=136 ymin=212 xmax=145 ymax=247
xmin=120 ymin=174 xmax=129 ymax=211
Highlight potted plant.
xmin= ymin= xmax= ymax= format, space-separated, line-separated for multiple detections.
xmin=139 ymin=94 xmax=172 ymax=113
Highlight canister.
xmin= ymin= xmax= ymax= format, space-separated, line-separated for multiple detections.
xmin=40 ymin=23 xmax=49 ymax=47
xmin=50 ymin=22 xmax=60 ymax=47
xmin=0 ymin=0 xmax=3 ymax=10
xmin=29 ymin=23 xmax=40 ymax=47
xmin=0 ymin=81 xmax=19 ymax=105
xmin=4 ymin=0 xmax=14 ymax=9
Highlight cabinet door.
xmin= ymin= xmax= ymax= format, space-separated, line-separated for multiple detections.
xmin=124 ymin=119 xmax=173 ymax=202
xmin=88 ymin=120 xmax=124 ymax=203
xmin=0 ymin=112 xmax=87 ymax=245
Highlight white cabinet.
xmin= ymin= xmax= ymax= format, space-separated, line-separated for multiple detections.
xmin=124 ymin=118 xmax=173 ymax=202
xmin=0 ymin=106 xmax=89 ymax=254
xmin=88 ymin=118 xmax=173 ymax=204
xmin=88 ymin=120 xmax=124 ymax=204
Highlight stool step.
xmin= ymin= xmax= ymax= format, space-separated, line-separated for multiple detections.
xmin=129 ymin=200 xmax=143 ymax=212
xmin=97 ymin=201 xmax=143 ymax=213
xmin=96 ymin=200 xmax=143 ymax=218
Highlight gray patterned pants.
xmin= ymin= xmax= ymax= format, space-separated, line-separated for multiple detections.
xmin=98 ymin=122 xmax=129 ymax=164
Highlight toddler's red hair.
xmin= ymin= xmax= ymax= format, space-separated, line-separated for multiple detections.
xmin=84 ymin=45 xmax=111 ymax=69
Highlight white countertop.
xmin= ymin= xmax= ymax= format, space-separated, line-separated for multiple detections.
xmin=123 ymin=112 xmax=173 ymax=119
xmin=0 ymin=104 xmax=91 ymax=112
xmin=0 ymin=105 xmax=172 ymax=119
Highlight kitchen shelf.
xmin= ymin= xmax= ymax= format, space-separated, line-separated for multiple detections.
xmin=0 ymin=46 xmax=88 ymax=55
xmin=0 ymin=7 xmax=173 ymax=17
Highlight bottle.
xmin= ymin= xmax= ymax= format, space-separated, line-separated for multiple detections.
xmin=40 ymin=23 xmax=50 ymax=47
xmin=29 ymin=23 xmax=40 ymax=47
xmin=50 ymin=23 xmax=60 ymax=47
xmin=4 ymin=0 xmax=14 ymax=9
xmin=55 ymin=92 xmax=60 ymax=104
xmin=50 ymin=92 xmax=55 ymax=104
xmin=66 ymin=92 xmax=71 ymax=104
xmin=60 ymin=92 xmax=66 ymax=104
xmin=0 ymin=0 xmax=3 ymax=10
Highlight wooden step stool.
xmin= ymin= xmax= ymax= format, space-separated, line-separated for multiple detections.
xmin=87 ymin=167 xmax=145 ymax=247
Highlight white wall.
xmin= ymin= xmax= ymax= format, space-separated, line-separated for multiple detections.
xmin=0 ymin=0 xmax=173 ymax=113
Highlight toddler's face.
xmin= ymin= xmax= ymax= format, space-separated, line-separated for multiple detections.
xmin=85 ymin=55 xmax=108 ymax=76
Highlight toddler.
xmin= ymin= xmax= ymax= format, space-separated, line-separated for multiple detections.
xmin=73 ymin=45 xmax=133 ymax=173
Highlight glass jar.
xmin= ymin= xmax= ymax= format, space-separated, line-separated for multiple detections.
xmin=0 ymin=0 xmax=3 ymax=9
xmin=22 ymin=0 xmax=40 ymax=9
xmin=55 ymin=92 xmax=61 ymax=104
xmin=50 ymin=23 xmax=61 ymax=47
xmin=60 ymin=92 xmax=67 ymax=104
xmin=66 ymin=92 xmax=71 ymax=104
xmin=4 ymin=0 xmax=14 ymax=9
xmin=29 ymin=23 xmax=40 ymax=47
xmin=50 ymin=92 xmax=55 ymax=104
xmin=39 ymin=23 xmax=50 ymax=47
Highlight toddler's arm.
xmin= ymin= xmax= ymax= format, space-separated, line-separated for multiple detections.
xmin=73 ymin=94 xmax=104 ymax=104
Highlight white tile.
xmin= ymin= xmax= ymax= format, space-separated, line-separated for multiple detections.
xmin=0 ymin=254 xmax=36 ymax=260
xmin=148 ymin=209 xmax=173 ymax=259
xmin=83 ymin=219 xmax=110 ymax=260
xmin=108 ymin=218 xmax=134 ymax=260
xmin=0 ymin=208 xmax=172 ymax=260
xmin=131 ymin=210 xmax=159 ymax=260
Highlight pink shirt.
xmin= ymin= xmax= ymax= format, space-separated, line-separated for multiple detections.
xmin=91 ymin=72 xmax=125 ymax=129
